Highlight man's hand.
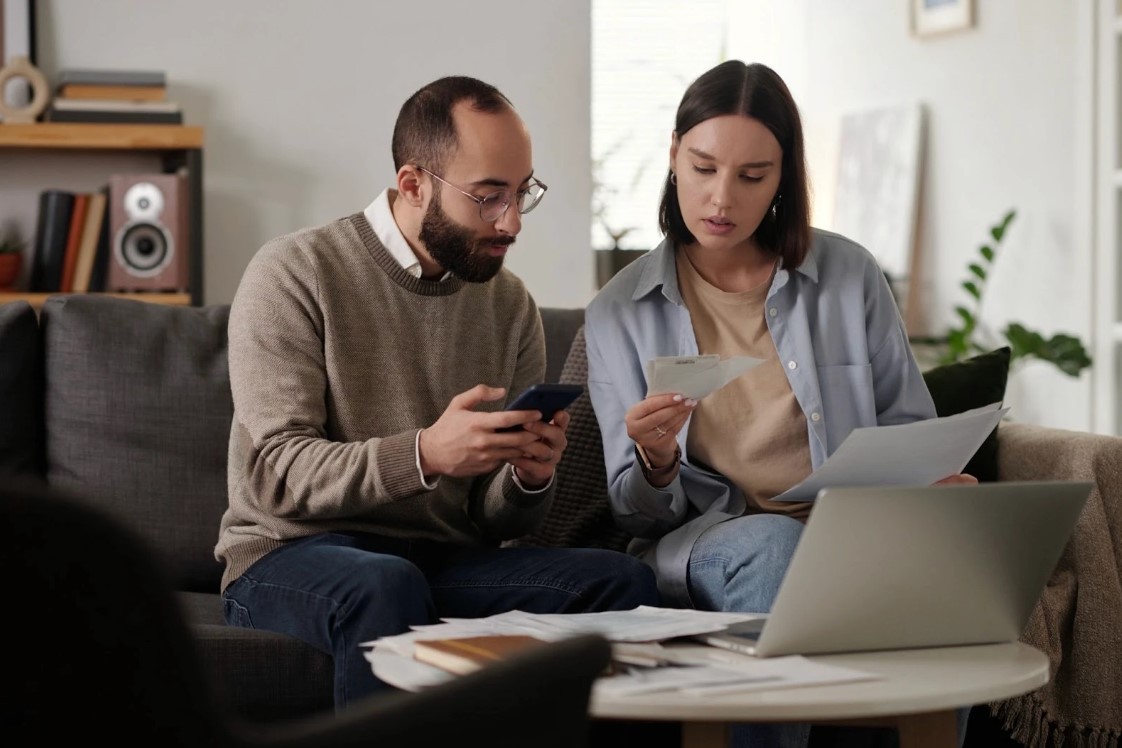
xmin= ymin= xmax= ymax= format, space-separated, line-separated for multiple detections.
xmin=418 ymin=385 xmax=544 ymax=479
xmin=509 ymin=410 xmax=570 ymax=489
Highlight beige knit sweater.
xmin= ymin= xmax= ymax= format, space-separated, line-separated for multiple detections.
xmin=215 ymin=213 xmax=551 ymax=591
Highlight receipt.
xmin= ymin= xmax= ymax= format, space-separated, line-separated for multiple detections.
xmin=646 ymin=354 xmax=765 ymax=400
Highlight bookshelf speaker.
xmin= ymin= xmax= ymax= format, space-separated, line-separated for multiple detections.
xmin=108 ymin=173 xmax=189 ymax=292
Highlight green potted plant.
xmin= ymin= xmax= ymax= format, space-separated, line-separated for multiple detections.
xmin=940 ymin=209 xmax=1092 ymax=377
xmin=0 ymin=229 xmax=27 ymax=290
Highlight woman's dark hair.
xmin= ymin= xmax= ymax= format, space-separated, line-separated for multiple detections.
xmin=658 ymin=61 xmax=811 ymax=268
xmin=392 ymin=76 xmax=512 ymax=173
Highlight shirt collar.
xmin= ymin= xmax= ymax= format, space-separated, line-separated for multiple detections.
xmin=362 ymin=189 xmax=452 ymax=281
xmin=631 ymin=235 xmax=820 ymax=303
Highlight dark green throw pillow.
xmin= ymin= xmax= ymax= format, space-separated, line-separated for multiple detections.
xmin=921 ymin=346 xmax=1011 ymax=482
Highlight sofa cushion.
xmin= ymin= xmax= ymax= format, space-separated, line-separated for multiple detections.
xmin=0 ymin=301 xmax=43 ymax=477
xmin=921 ymin=346 xmax=1011 ymax=483
xmin=41 ymin=296 xmax=233 ymax=593
xmin=193 ymin=623 xmax=334 ymax=721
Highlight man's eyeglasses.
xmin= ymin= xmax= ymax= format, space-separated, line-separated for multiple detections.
xmin=416 ymin=166 xmax=547 ymax=223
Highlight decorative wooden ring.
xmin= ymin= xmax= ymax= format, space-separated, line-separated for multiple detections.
xmin=0 ymin=56 xmax=50 ymax=124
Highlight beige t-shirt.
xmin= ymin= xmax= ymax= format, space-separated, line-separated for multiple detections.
xmin=677 ymin=250 xmax=813 ymax=520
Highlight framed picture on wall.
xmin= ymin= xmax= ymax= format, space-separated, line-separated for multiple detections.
xmin=1 ymin=0 xmax=36 ymax=108
xmin=912 ymin=0 xmax=974 ymax=37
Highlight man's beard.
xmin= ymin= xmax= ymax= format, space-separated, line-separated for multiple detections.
xmin=418 ymin=192 xmax=512 ymax=283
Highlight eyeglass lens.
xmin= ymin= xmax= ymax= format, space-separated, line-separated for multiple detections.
xmin=480 ymin=183 xmax=545 ymax=221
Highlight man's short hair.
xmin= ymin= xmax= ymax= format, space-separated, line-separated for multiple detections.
xmin=392 ymin=76 xmax=513 ymax=173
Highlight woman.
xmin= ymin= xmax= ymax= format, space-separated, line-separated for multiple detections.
xmin=585 ymin=60 xmax=973 ymax=747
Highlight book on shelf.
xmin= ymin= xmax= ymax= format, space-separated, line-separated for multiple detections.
xmin=412 ymin=635 xmax=549 ymax=675
xmin=56 ymin=69 xmax=167 ymax=88
xmin=51 ymin=98 xmax=180 ymax=113
xmin=59 ymin=193 xmax=90 ymax=292
xmin=72 ymin=190 xmax=108 ymax=293
xmin=43 ymin=97 xmax=184 ymax=125
xmin=57 ymin=83 xmax=167 ymax=102
xmin=43 ymin=107 xmax=183 ymax=125
xmin=87 ymin=186 xmax=112 ymax=293
xmin=28 ymin=190 xmax=76 ymax=292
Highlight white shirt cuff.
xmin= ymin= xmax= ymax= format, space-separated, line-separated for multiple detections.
xmin=510 ymin=463 xmax=553 ymax=494
xmin=415 ymin=430 xmax=439 ymax=490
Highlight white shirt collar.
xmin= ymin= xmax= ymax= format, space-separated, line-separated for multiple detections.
xmin=362 ymin=188 xmax=427 ymax=278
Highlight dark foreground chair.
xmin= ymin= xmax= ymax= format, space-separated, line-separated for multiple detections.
xmin=0 ymin=477 xmax=611 ymax=748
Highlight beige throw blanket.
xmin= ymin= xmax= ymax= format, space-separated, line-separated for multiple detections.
xmin=994 ymin=423 xmax=1122 ymax=748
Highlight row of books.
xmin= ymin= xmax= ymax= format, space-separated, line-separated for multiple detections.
xmin=43 ymin=69 xmax=183 ymax=125
xmin=27 ymin=188 xmax=113 ymax=293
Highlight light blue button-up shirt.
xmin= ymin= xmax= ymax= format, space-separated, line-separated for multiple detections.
xmin=585 ymin=229 xmax=936 ymax=606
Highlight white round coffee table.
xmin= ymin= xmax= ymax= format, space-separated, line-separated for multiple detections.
xmin=370 ymin=640 xmax=1049 ymax=748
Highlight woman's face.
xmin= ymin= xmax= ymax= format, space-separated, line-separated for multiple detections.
xmin=670 ymin=114 xmax=783 ymax=252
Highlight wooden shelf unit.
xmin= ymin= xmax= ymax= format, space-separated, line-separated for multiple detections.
xmin=0 ymin=291 xmax=191 ymax=310
xmin=0 ymin=123 xmax=203 ymax=150
xmin=0 ymin=123 xmax=205 ymax=306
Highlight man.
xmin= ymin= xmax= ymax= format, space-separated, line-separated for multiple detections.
xmin=214 ymin=75 xmax=659 ymax=710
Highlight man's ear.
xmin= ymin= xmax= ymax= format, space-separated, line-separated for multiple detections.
xmin=397 ymin=165 xmax=426 ymax=207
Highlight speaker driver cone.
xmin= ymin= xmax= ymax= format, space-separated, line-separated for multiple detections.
xmin=115 ymin=221 xmax=174 ymax=277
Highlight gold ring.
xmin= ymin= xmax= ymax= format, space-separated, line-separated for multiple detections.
xmin=655 ymin=425 xmax=667 ymax=437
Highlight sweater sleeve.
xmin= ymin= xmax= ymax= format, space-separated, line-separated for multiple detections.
xmin=228 ymin=238 xmax=431 ymax=521
xmin=469 ymin=293 xmax=555 ymax=540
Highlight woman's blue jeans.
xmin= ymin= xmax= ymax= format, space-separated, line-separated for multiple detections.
xmin=223 ymin=531 xmax=660 ymax=709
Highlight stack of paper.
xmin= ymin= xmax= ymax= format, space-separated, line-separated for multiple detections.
xmin=362 ymin=606 xmax=878 ymax=697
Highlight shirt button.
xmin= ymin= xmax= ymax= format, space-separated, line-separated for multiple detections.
xmin=811 ymin=412 xmax=822 ymax=422
xmin=787 ymin=360 xmax=797 ymax=370
xmin=768 ymin=307 xmax=778 ymax=317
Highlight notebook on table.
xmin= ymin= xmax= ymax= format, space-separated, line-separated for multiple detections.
xmin=698 ymin=481 xmax=1091 ymax=657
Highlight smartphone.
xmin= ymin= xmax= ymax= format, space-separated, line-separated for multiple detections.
xmin=498 ymin=383 xmax=583 ymax=431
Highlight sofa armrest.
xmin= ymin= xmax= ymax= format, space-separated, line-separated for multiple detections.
xmin=997 ymin=421 xmax=1122 ymax=487
xmin=991 ymin=421 xmax=1122 ymax=746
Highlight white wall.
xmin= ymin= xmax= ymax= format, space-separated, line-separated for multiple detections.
xmin=27 ymin=0 xmax=593 ymax=309
xmin=729 ymin=0 xmax=1093 ymax=431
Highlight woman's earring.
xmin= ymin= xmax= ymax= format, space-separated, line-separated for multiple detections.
xmin=670 ymin=172 xmax=677 ymax=186
xmin=770 ymin=192 xmax=782 ymax=218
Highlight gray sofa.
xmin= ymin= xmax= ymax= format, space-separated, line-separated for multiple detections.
xmin=1 ymin=294 xmax=1119 ymax=747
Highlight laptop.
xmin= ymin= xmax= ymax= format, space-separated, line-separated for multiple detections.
xmin=699 ymin=480 xmax=1091 ymax=657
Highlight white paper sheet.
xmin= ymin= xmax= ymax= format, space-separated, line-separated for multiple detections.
xmin=647 ymin=354 xmax=766 ymax=400
xmin=360 ymin=606 xmax=767 ymax=653
xmin=774 ymin=402 xmax=1008 ymax=501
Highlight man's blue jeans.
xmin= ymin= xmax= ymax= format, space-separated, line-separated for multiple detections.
xmin=687 ymin=514 xmax=969 ymax=748
xmin=223 ymin=531 xmax=659 ymax=709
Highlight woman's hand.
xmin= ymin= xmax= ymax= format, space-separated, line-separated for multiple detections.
xmin=625 ymin=393 xmax=696 ymax=468
xmin=933 ymin=473 xmax=979 ymax=486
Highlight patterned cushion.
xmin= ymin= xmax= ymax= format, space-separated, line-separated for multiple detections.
xmin=509 ymin=326 xmax=630 ymax=552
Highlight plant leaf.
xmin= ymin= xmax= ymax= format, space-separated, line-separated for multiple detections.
xmin=954 ymin=305 xmax=974 ymax=326
xmin=962 ymin=281 xmax=981 ymax=300
xmin=968 ymin=263 xmax=986 ymax=281
xmin=991 ymin=210 xmax=1016 ymax=242
xmin=979 ymin=245 xmax=995 ymax=262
